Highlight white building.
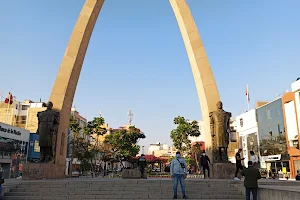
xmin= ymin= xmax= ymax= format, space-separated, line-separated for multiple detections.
xmin=236 ymin=109 xmax=259 ymax=167
xmin=148 ymin=143 xmax=171 ymax=157
xmin=291 ymin=79 xmax=300 ymax=144
xmin=0 ymin=99 xmax=46 ymax=133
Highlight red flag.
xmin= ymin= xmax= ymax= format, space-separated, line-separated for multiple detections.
xmin=4 ymin=92 xmax=13 ymax=104
xmin=246 ymin=84 xmax=250 ymax=102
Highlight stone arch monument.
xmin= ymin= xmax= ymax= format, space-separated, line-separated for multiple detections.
xmin=44 ymin=0 xmax=220 ymax=178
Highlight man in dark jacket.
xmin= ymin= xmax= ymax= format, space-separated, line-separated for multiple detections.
xmin=200 ymin=151 xmax=211 ymax=179
xmin=241 ymin=161 xmax=261 ymax=200
xmin=137 ymin=154 xmax=147 ymax=179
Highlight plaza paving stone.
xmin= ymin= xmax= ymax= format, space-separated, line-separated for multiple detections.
xmin=3 ymin=178 xmax=245 ymax=199
xmin=3 ymin=177 xmax=300 ymax=199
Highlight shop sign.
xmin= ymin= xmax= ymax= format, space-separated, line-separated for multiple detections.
xmin=0 ymin=125 xmax=21 ymax=135
xmin=266 ymin=154 xmax=281 ymax=161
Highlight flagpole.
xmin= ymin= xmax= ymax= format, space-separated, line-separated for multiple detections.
xmin=247 ymin=99 xmax=250 ymax=111
xmin=246 ymin=84 xmax=250 ymax=111
xmin=5 ymin=89 xmax=12 ymax=124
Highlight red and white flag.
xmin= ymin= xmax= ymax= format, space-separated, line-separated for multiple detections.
xmin=246 ymin=84 xmax=250 ymax=102
xmin=246 ymin=84 xmax=250 ymax=111
xmin=4 ymin=92 xmax=13 ymax=104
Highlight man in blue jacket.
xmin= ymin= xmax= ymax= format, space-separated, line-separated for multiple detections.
xmin=170 ymin=151 xmax=188 ymax=199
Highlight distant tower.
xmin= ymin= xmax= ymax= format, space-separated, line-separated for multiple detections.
xmin=128 ymin=110 xmax=133 ymax=125
xmin=99 ymin=111 xmax=102 ymax=118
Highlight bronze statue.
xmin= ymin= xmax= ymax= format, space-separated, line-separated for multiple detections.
xmin=36 ymin=102 xmax=60 ymax=163
xmin=209 ymin=101 xmax=231 ymax=162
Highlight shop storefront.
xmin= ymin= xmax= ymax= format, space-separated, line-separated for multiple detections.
xmin=0 ymin=122 xmax=30 ymax=178
xmin=262 ymin=154 xmax=291 ymax=179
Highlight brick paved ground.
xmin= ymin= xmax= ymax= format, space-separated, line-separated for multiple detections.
xmin=3 ymin=178 xmax=244 ymax=200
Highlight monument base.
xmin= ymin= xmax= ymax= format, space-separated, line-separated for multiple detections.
xmin=22 ymin=163 xmax=65 ymax=180
xmin=122 ymin=169 xmax=146 ymax=179
xmin=212 ymin=163 xmax=236 ymax=179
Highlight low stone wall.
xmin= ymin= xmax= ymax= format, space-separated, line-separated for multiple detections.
xmin=122 ymin=169 xmax=146 ymax=179
xmin=22 ymin=163 xmax=65 ymax=180
xmin=258 ymin=185 xmax=300 ymax=200
xmin=212 ymin=163 xmax=236 ymax=179
xmin=233 ymin=180 xmax=300 ymax=199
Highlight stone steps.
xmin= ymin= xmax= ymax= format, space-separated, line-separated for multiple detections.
xmin=3 ymin=179 xmax=244 ymax=200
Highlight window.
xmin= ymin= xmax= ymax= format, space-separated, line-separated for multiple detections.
xmin=276 ymin=108 xmax=280 ymax=117
xmin=293 ymin=140 xmax=299 ymax=149
xmin=21 ymin=116 xmax=27 ymax=124
xmin=22 ymin=105 xmax=29 ymax=110
xmin=34 ymin=140 xmax=40 ymax=152
xmin=267 ymin=109 xmax=272 ymax=119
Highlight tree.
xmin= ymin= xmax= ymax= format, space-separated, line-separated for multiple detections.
xmin=68 ymin=116 xmax=108 ymax=176
xmin=68 ymin=114 xmax=82 ymax=176
xmin=83 ymin=116 xmax=107 ymax=175
xmin=84 ymin=117 xmax=107 ymax=149
xmin=184 ymin=156 xmax=196 ymax=167
xmin=170 ymin=116 xmax=200 ymax=154
xmin=104 ymin=126 xmax=146 ymax=167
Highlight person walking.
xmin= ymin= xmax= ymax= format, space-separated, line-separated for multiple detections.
xmin=137 ymin=154 xmax=147 ymax=179
xmin=234 ymin=148 xmax=245 ymax=180
xmin=250 ymin=151 xmax=259 ymax=168
xmin=200 ymin=151 xmax=211 ymax=179
xmin=241 ymin=161 xmax=261 ymax=200
xmin=170 ymin=151 xmax=187 ymax=199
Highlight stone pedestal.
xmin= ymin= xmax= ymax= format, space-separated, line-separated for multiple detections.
xmin=22 ymin=163 xmax=65 ymax=180
xmin=212 ymin=163 xmax=236 ymax=179
xmin=122 ymin=169 xmax=146 ymax=179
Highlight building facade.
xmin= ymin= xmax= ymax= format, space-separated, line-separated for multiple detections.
xmin=25 ymin=102 xmax=45 ymax=133
xmin=148 ymin=143 xmax=171 ymax=157
xmin=0 ymin=100 xmax=45 ymax=133
xmin=236 ymin=109 xmax=258 ymax=166
xmin=0 ymin=122 xmax=30 ymax=178
xmin=256 ymin=98 xmax=289 ymax=175
xmin=282 ymin=79 xmax=300 ymax=178
xmin=228 ymin=118 xmax=240 ymax=162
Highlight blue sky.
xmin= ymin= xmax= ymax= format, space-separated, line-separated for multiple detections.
xmin=1 ymin=0 xmax=300 ymax=148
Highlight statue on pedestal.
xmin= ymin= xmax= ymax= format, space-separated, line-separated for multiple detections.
xmin=209 ymin=101 xmax=231 ymax=163
xmin=36 ymin=102 xmax=60 ymax=163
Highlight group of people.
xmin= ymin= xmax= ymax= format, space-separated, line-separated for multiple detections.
xmin=234 ymin=149 xmax=261 ymax=200
xmin=168 ymin=150 xmax=261 ymax=200
xmin=138 ymin=149 xmax=298 ymax=200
